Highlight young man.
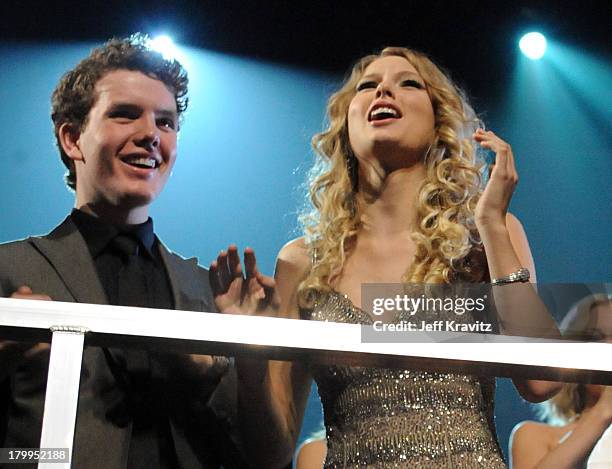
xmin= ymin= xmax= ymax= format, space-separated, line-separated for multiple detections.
xmin=0 ymin=34 xmax=244 ymax=468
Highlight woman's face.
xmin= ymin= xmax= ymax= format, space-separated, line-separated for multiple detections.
xmin=347 ymin=55 xmax=435 ymax=172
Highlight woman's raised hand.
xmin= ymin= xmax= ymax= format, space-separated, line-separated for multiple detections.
xmin=473 ymin=129 xmax=519 ymax=229
xmin=209 ymin=245 xmax=279 ymax=316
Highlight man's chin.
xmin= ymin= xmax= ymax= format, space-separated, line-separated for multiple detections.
xmin=111 ymin=187 xmax=159 ymax=210
xmin=120 ymin=192 xmax=157 ymax=208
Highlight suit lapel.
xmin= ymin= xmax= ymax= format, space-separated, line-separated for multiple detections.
xmin=31 ymin=216 xmax=108 ymax=304
xmin=32 ymin=217 xmax=205 ymax=311
xmin=158 ymin=242 xmax=205 ymax=312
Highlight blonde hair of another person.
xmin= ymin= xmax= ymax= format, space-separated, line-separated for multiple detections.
xmin=537 ymin=294 xmax=612 ymax=425
xmin=509 ymin=294 xmax=612 ymax=469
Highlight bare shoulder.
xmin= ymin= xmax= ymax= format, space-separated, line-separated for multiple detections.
xmin=510 ymin=420 xmax=567 ymax=469
xmin=277 ymin=237 xmax=310 ymax=272
xmin=273 ymin=237 xmax=312 ymax=319
xmin=512 ymin=420 xmax=550 ymax=436
xmin=511 ymin=420 xmax=555 ymax=448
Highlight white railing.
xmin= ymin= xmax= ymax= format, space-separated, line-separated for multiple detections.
xmin=1 ymin=297 xmax=611 ymax=468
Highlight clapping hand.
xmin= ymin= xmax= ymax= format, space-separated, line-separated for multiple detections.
xmin=473 ymin=129 xmax=519 ymax=229
xmin=210 ymin=245 xmax=279 ymax=316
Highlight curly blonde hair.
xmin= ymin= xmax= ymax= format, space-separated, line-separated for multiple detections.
xmin=298 ymin=47 xmax=487 ymax=307
xmin=538 ymin=294 xmax=611 ymax=424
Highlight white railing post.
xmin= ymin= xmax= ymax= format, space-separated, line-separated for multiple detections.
xmin=38 ymin=327 xmax=87 ymax=469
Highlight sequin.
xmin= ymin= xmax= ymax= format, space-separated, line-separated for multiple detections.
xmin=308 ymin=291 xmax=506 ymax=468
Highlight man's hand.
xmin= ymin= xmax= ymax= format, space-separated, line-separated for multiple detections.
xmin=10 ymin=285 xmax=52 ymax=301
xmin=0 ymin=286 xmax=52 ymax=376
xmin=210 ymin=245 xmax=279 ymax=316
xmin=153 ymin=353 xmax=230 ymax=388
xmin=9 ymin=285 xmax=52 ymax=359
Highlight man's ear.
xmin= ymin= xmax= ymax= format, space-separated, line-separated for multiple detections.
xmin=58 ymin=123 xmax=84 ymax=162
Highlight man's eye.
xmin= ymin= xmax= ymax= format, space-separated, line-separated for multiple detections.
xmin=158 ymin=118 xmax=177 ymax=130
xmin=109 ymin=111 xmax=138 ymax=120
xmin=401 ymin=79 xmax=424 ymax=89
xmin=356 ymin=81 xmax=377 ymax=92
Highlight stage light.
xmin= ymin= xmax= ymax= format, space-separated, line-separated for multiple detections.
xmin=519 ymin=32 xmax=547 ymax=60
xmin=149 ymin=35 xmax=178 ymax=60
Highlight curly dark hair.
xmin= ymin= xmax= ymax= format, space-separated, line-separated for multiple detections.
xmin=51 ymin=33 xmax=189 ymax=190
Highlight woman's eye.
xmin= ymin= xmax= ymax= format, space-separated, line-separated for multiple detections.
xmin=356 ymin=81 xmax=377 ymax=92
xmin=401 ymin=79 xmax=424 ymax=89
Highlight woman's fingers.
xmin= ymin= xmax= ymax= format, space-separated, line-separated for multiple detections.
xmin=211 ymin=246 xmax=261 ymax=282
xmin=210 ymin=245 xmax=242 ymax=295
xmin=210 ymin=245 xmax=279 ymax=316
xmin=474 ymin=129 xmax=517 ymax=184
xmin=257 ymin=271 xmax=276 ymax=289
xmin=217 ymin=250 xmax=232 ymax=288
xmin=227 ymin=244 xmax=242 ymax=278
xmin=244 ymin=247 xmax=258 ymax=280
xmin=473 ymin=129 xmax=520 ymax=226
xmin=209 ymin=261 xmax=220 ymax=294
xmin=210 ymin=246 xmax=257 ymax=288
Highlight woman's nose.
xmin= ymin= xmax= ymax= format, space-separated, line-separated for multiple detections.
xmin=376 ymin=81 xmax=393 ymax=98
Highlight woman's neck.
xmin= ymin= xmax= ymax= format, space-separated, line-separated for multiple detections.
xmin=357 ymin=164 xmax=426 ymax=237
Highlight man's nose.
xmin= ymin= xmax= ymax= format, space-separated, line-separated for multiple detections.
xmin=135 ymin=117 xmax=160 ymax=150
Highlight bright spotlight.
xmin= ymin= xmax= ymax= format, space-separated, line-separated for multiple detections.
xmin=519 ymin=32 xmax=547 ymax=60
xmin=149 ymin=35 xmax=178 ymax=60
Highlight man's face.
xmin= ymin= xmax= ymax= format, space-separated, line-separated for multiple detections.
xmin=67 ymin=70 xmax=178 ymax=214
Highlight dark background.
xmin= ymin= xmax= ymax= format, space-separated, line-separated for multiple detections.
xmin=2 ymin=0 xmax=610 ymax=103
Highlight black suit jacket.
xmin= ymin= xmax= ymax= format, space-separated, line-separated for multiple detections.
xmin=0 ymin=217 xmax=247 ymax=469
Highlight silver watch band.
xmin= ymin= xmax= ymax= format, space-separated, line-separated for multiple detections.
xmin=491 ymin=267 xmax=530 ymax=286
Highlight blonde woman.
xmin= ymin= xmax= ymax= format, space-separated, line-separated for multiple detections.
xmin=211 ymin=47 xmax=561 ymax=468
xmin=510 ymin=295 xmax=612 ymax=469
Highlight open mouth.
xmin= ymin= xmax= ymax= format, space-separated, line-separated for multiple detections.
xmin=368 ymin=104 xmax=402 ymax=122
xmin=120 ymin=155 xmax=160 ymax=169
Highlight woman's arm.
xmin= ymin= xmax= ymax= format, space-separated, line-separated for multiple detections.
xmin=210 ymin=239 xmax=313 ymax=468
xmin=473 ymin=130 xmax=562 ymax=401
xmin=487 ymin=214 xmax=562 ymax=401
xmin=511 ymin=390 xmax=612 ymax=468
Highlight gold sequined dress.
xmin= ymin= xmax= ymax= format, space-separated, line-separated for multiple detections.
xmin=308 ymin=291 xmax=507 ymax=468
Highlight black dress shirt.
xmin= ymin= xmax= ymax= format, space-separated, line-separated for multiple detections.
xmin=70 ymin=209 xmax=177 ymax=468
xmin=70 ymin=209 xmax=173 ymax=310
